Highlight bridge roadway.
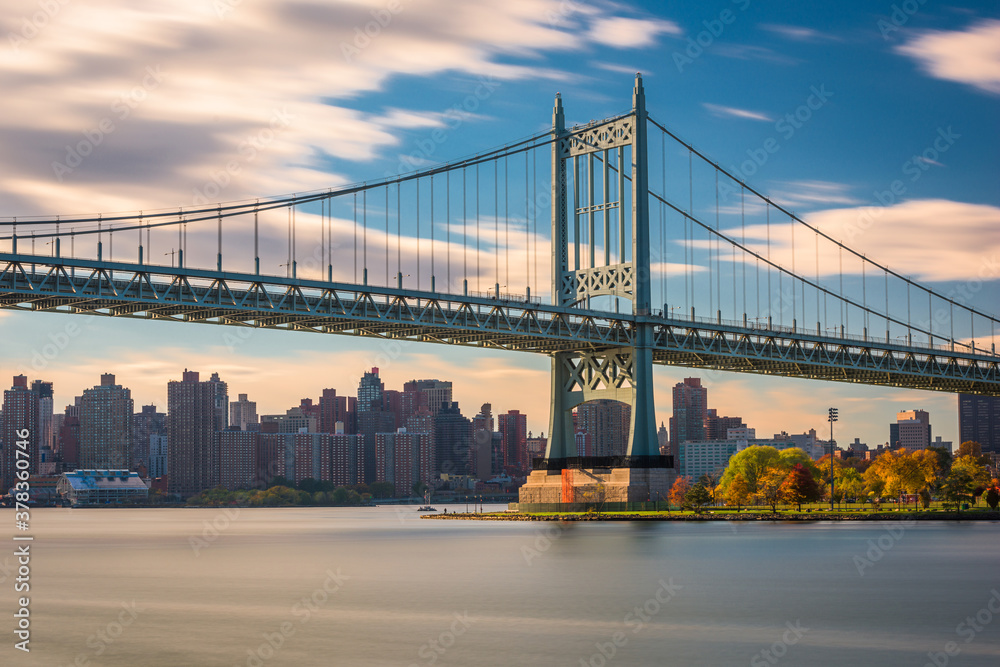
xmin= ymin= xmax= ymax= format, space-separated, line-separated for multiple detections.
xmin=2 ymin=253 xmax=998 ymax=396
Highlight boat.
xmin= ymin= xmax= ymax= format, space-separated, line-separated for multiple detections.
xmin=417 ymin=506 xmax=437 ymax=512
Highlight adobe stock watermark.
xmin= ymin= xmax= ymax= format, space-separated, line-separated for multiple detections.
xmin=57 ymin=600 xmax=145 ymax=667
xmin=579 ymin=578 xmax=682 ymax=667
xmin=852 ymin=517 xmax=914 ymax=576
xmin=407 ymin=611 xmax=475 ymax=667
xmin=384 ymin=76 xmax=502 ymax=178
xmin=521 ymin=521 xmax=568 ymax=565
xmin=51 ymin=65 xmax=167 ymax=182
xmin=750 ymin=621 xmax=809 ymax=666
xmin=718 ymin=85 xmax=834 ymax=202
xmin=234 ymin=568 xmax=350 ymax=667
xmin=673 ymin=0 xmax=752 ymax=73
xmin=340 ymin=0 xmax=411 ymax=62
xmin=189 ymin=505 xmax=242 ymax=556
xmin=17 ymin=320 xmax=81 ymax=373
xmin=843 ymin=126 xmax=959 ymax=244
xmin=7 ymin=0 xmax=70 ymax=52
xmin=191 ymin=107 xmax=294 ymax=206
xmin=922 ymin=589 xmax=1000 ymax=667
xmin=877 ymin=0 xmax=929 ymax=40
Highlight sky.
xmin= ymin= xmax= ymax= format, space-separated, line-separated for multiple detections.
xmin=1 ymin=0 xmax=998 ymax=449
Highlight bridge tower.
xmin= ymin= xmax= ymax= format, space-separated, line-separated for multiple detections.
xmin=521 ymin=74 xmax=673 ymax=508
xmin=546 ymin=73 xmax=659 ymax=462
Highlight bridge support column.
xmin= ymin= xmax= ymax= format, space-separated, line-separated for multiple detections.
xmin=521 ymin=75 xmax=672 ymax=512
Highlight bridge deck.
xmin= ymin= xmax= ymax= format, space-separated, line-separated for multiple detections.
xmin=2 ymin=254 xmax=998 ymax=395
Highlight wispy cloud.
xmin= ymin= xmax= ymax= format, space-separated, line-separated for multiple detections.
xmin=895 ymin=19 xmax=1000 ymax=95
xmin=703 ymin=103 xmax=773 ymax=122
xmin=769 ymin=181 xmax=863 ymax=209
xmin=587 ymin=16 xmax=681 ymax=48
xmin=759 ymin=23 xmax=839 ymax=42
xmin=0 ymin=0 xmax=678 ymax=218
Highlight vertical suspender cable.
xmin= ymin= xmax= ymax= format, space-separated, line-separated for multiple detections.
xmin=476 ymin=163 xmax=480 ymax=291
xmin=494 ymin=159 xmax=499 ymax=289
xmin=431 ymin=175 xmax=435 ymax=288
xmin=504 ymin=154 xmax=509 ymax=290
xmin=446 ymin=171 xmax=451 ymax=291
xmin=352 ymin=193 xmax=357 ymax=283
xmin=385 ymin=185 xmax=389 ymax=287
xmin=362 ymin=189 xmax=367 ymax=285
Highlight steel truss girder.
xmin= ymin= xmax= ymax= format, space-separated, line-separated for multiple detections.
xmin=1 ymin=255 xmax=998 ymax=395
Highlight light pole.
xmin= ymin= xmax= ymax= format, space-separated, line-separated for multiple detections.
xmin=828 ymin=407 xmax=838 ymax=510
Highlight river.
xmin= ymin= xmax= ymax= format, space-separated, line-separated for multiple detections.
xmin=4 ymin=507 xmax=999 ymax=666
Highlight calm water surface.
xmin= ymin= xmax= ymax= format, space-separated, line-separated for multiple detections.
xmin=3 ymin=507 xmax=998 ymax=666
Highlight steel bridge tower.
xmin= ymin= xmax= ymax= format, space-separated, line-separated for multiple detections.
xmin=545 ymin=73 xmax=659 ymax=463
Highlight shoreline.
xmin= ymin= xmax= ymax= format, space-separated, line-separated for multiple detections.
xmin=423 ymin=511 xmax=1000 ymax=522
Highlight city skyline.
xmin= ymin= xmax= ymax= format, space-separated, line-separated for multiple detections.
xmin=2 ymin=0 xmax=998 ymax=454
xmin=3 ymin=365 xmax=973 ymax=454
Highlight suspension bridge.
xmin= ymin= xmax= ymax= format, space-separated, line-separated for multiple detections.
xmin=1 ymin=74 xmax=998 ymax=468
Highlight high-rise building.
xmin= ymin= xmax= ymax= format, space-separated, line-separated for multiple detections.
xmin=669 ymin=378 xmax=708 ymax=451
xmin=79 ymin=374 xmax=134 ymax=470
xmin=959 ymin=394 xmax=1000 ymax=454
xmin=376 ymin=428 xmax=434 ymax=495
xmin=215 ymin=429 xmax=260 ymax=490
xmin=358 ymin=367 xmax=385 ymax=412
xmin=132 ymin=404 xmax=166 ymax=473
xmin=167 ymin=370 xmax=228 ymax=497
xmin=526 ymin=431 xmax=547 ymax=465
xmin=260 ymin=406 xmax=317 ymax=434
xmin=575 ymin=400 xmax=630 ymax=457
xmin=657 ymin=422 xmax=669 ymax=455
xmin=149 ymin=434 xmax=168 ymax=479
xmin=330 ymin=434 xmax=365 ymax=487
xmin=58 ymin=398 xmax=82 ymax=471
xmin=30 ymin=380 xmax=54 ymax=450
xmin=890 ymin=410 xmax=931 ymax=450
xmin=1 ymin=375 xmax=40 ymax=489
xmin=319 ymin=388 xmax=356 ymax=435
xmin=403 ymin=379 xmax=453 ymax=416
xmin=357 ymin=368 xmax=396 ymax=483
xmin=471 ymin=403 xmax=495 ymax=478
xmin=498 ymin=409 xmax=529 ymax=472
xmin=704 ymin=409 xmax=745 ymax=441
xmin=230 ymin=394 xmax=258 ymax=431
xmin=434 ymin=402 xmax=471 ymax=476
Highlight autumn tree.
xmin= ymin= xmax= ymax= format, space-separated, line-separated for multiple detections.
xmin=669 ymin=476 xmax=691 ymax=511
xmin=756 ymin=467 xmax=788 ymax=513
xmin=781 ymin=463 xmax=822 ymax=511
xmin=986 ymin=485 xmax=999 ymax=511
xmin=725 ymin=473 xmax=752 ymax=512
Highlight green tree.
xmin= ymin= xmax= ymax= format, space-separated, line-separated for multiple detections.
xmin=685 ymin=482 xmax=712 ymax=512
xmin=368 ymin=481 xmax=395 ymax=499
xmin=943 ymin=466 xmax=976 ymax=512
xmin=781 ymin=463 xmax=822 ymax=511
xmin=719 ymin=446 xmax=782 ymax=496
xmin=836 ymin=468 xmax=864 ymax=507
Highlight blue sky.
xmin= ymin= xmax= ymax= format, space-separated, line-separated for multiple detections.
xmin=1 ymin=0 xmax=998 ymax=449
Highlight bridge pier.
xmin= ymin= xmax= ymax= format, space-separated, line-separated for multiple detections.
xmin=520 ymin=74 xmax=674 ymax=511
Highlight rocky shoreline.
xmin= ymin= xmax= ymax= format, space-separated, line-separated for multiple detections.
xmin=423 ymin=511 xmax=1000 ymax=522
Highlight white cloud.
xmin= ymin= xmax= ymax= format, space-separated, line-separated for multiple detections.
xmin=733 ymin=199 xmax=1000 ymax=283
xmin=895 ymin=19 xmax=1000 ymax=95
xmin=587 ymin=16 xmax=681 ymax=48
xmin=0 ymin=0 xmax=679 ymax=219
xmin=703 ymin=103 xmax=773 ymax=122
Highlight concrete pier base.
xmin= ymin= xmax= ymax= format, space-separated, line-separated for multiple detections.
xmin=518 ymin=467 xmax=676 ymax=511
